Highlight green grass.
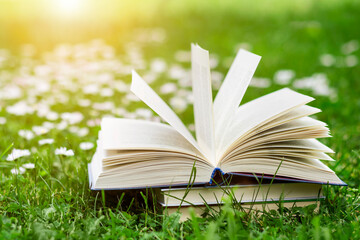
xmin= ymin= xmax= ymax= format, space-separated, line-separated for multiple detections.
xmin=1 ymin=0 xmax=360 ymax=239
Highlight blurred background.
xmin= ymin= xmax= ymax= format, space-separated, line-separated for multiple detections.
xmin=0 ymin=0 xmax=359 ymax=185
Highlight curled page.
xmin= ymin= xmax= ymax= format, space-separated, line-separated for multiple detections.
xmin=191 ymin=44 xmax=216 ymax=164
xmin=131 ymin=70 xmax=205 ymax=158
xmin=213 ymin=49 xmax=261 ymax=150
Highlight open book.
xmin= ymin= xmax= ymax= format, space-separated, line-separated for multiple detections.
xmin=89 ymin=44 xmax=345 ymax=190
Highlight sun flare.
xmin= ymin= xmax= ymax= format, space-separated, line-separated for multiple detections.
xmin=53 ymin=0 xmax=83 ymax=15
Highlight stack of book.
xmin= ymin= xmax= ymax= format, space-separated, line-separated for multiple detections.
xmin=157 ymin=174 xmax=324 ymax=220
xmin=88 ymin=44 xmax=346 ymax=219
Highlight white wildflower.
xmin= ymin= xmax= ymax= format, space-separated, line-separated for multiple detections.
xmin=6 ymin=101 xmax=34 ymax=116
xmin=46 ymin=111 xmax=59 ymax=121
xmin=188 ymin=123 xmax=195 ymax=132
xmin=341 ymin=40 xmax=359 ymax=55
xmin=174 ymin=50 xmax=191 ymax=62
xmin=32 ymin=126 xmax=49 ymax=135
xmin=6 ymin=149 xmax=31 ymax=161
xmin=135 ymin=108 xmax=153 ymax=120
xmin=168 ymin=65 xmax=188 ymax=80
xmin=22 ymin=163 xmax=35 ymax=169
xmin=170 ymin=97 xmax=188 ymax=112
xmin=0 ymin=117 xmax=6 ymax=125
xmin=250 ymin=77 xmax=271 ymax=88
xmin=78 ymin=99 xmax=91 ymax=107
xmin=113 ymin=81 xmax=129 ymax=93
xmin=151 ymin=58 xmax=167 ymax=73
xmin=320 ymin=54 xmax=336 ymax=67
xmin=83 ymin=84 xmax=99 ymax=94
xmin=293 ymin=73 xmax=337 ymax=97
xmin=42 ymin=121 xmax=56 ymax=130
xmin=235 ymin=42 xmax=252 ymax=52
xmin=18 ymin=130 xmax=34 ymax=140
xmin=77 ymin=127 xmax=89 ymax=137
xmin=345 ymin=55 xmax=358 ymax=67
xmin=112 ymin=108 xmax=127 ymax=117
xmin=125 ymin=93 xmax=140 ymax=102
xmin=274 ymin=70 xmax=295 ymax=85
xmin=61 ymin=112 xmax=83 ymax=124
xmin=86 ymin=119 xmax=101 ymax=127
xmin=143 ymin=72 xmax=157 ymax=84
xmin=39 ymin=138 xmax=54 ymax=145
xmin=79 ymin=142 xmax=94 ymax=150
xmin=11 ymin=167 xmax=26 ymax=175
xmin=93 ymin=102 xmax=114 ymax=111
xmin=55 ymin=147 xmax=74 ymax=156
xmin=56 ymin=121 xmax=68 ymax=130
xmin=160 ymin=83 xmax=177 ymax=94
xmin=1 ymin=85 xmax=22 ymax=100
xmin=209 ymin=55 xmax=219 ymax=68
xmin=100 ymin=88 xmax=114 ymax=97
xmin=211 ymin=71 xmax=224 ymax=90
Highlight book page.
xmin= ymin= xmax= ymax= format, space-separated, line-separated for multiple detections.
xmin=191 ymin=44 xmax=216 ymax=164
xmin=218 ymin=88 xmax=314 ymax=159
xmin=213 ymin=49 xmax=261 ymax=147
xmin=100 ymin=118 xmax=203 ymax=158
xmin=131 ymin=70 xmax=205 ymax=157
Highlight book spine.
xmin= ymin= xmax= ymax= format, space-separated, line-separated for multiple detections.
xmin=209 ymin=167 xmax=225 ymax=184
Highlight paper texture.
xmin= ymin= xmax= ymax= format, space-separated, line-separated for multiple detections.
xmin=213 ymin=49 xmax=261 ymax=147
xmin=131 ymin=70 xmax=205 ymax=157
xmin=218 ymin=88 xmax=314 ymax=158
xmin=100 ymin=118 xmax=202 ymax=157
xmin=191 ymin=44 xmax=216 ymax=164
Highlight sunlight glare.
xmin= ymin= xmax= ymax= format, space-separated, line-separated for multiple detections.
xmin=53 ymin=0 xmax=83 ymax=15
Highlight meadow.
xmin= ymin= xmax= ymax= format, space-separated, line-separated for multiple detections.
xmin=0 ymin=0 xmax=360 ymax=239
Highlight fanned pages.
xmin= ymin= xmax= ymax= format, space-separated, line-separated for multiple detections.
xmin=131 ymin=70 xmax=205 ymax=157
xmin=214 ymin=49 xmax=261 ymax=150
xmin=89 ymin=44 xmax=345 ymax=190
xmin=191 ymin=44 xmax=216 ymax=164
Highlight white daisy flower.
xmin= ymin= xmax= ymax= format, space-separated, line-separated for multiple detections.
xmin=135 ymin=108 xmax=153 ymax=120
xmin=39 ymin=138 xmax=54 ymax=145
xmin=79 ymin=142 xmax=94 ymax=150
xmin=56 ymin=121 xmax=68 ymax=130
xmin=6 ymin=101 xmax=34 ymax=116
xmin=11 ymin=167 xmax=26 ymax=175
xmin=188 ymin=123 xmax=195 ymax=132
xmin=250 ymin=77 xmax=271 ymax=88
xmin=345 ymin=55 xmax=358 ymax=67
xmin=209 ymin=55 xmax=219 ymax=68
xmin=22 ymin=163 xmax=35 ymax=169
xmin=78 ymin=99 xmax=91 ymax=107
xmin=6 ymin=149 xmax=31 ymax=161
xmin=32 ymin=126 xmax=49 ymax=135
xmin=60 ymin=112 xmax=83 ymax=124
xmin=151 ymin=58 xmax=167 ymax=73
xmin=170 ymin=96 xmax=188 ymax=113
xmin=46 ymin=111 xmax=59 ymax=121
xmin=0 ymin=117 xmax=6 ymax=125
xmin=168 ymin=65 xmax=188 ymax=80
xmin=55 ymin=147 xmax=74 ymax=156
xmin=82 ymin=84 xmax=99 ymax=94
xmin=274 ymin=70 xmax=295 ymax=85
xmin=18 ymin=130 xmax=35 ymax=140
xmin=319 ymin=54 xmax=336 ymax=67
xmin=174 ymin=50 xmax=191 ymax=62
xmin=1 ymin=85 xmax=22 ymax=100
xmin=77 ymin=127 xmax=89 ymax=137
xmin=100 ymin=88 xmax=114 ymax=97
xmin=160 ymin=83 xmax=177 ymax=94
xmin=341 ymin=40 xmax=359 ymax=55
